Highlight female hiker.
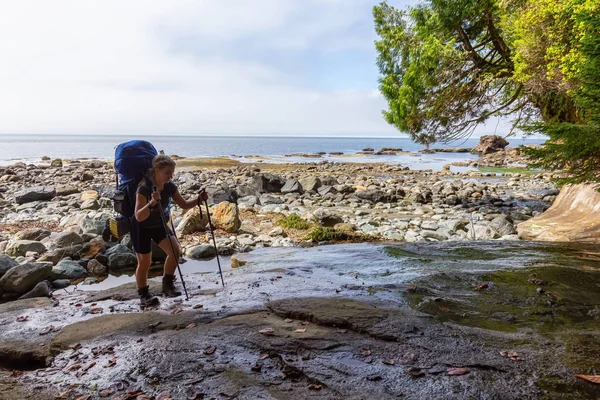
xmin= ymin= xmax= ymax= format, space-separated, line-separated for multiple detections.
xmin=132 ymin=154 xmax=208 ymax=306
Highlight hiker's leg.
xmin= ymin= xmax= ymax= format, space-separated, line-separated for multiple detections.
xmin=158 ymin=236 xmax=179 ymax=275
xmin=135 ymin=252 xmax=152 ymax=287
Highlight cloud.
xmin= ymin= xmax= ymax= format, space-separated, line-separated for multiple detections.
xmin=0 ymin=0 xmax=511 ymax=137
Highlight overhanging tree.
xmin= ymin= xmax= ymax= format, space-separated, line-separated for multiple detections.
xmin=373 ymin=0 xmax=578 ymax=143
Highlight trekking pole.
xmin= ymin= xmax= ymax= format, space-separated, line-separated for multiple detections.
xmin=199 ymin=189 xmax=225 ymax=287
xmin=153 ymin=186 xmax=189 ymax=300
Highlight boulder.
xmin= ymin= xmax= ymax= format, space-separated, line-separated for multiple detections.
xmin=14 ymin=228 xmax=51 ymax=241
xmin=238 ymin=195 xmax=259 ymax=208
xmin=105 ymin=244 xmax=136 ymax=269
xmin=253 ymin=173 xmax=285 ymax=193
xmin=517 ymin=184 xmax=600 ymax=242
xmin=14 ymin=186 xmax=56 ymax=204
xmin=0 ymin=262 xmax=52 ymax=295
xmin=51 ymin=259 xmax=88 ymax=280
xmin=186 ymin=244 xmax=216 ymax=260
xmin=55 ymin=184 xmax=79 ymax=196
xmin=52 ymin=279 xmax=71 ymax=289
xmin=5 ymin=240 xmax=46 ymax=257
xmin=0 ymin=254 xmax=18 ymax=278
xmin=353 ymin=189 xmax=393 ymax=204
xmin=50 ymin=159 xmax=63 ymax=168
xmin=206 ymin=187 xmax=238 ymax=205
xmin=259 ymin=194 xmax=284 ymax=205
xmin=80 ymin=199 xmax=100 ymax=210
xmin=489 ymin=215 xmax=517 ymax=236
xmin=213 ymin=202 xmax=241 ymax=233
xmin=50 ymin=231 xmax=83 ymax=248
xmin=78 ymin=238 xmax=106 ymax=259
xmin=467 ymin=224 xmax=501 ymax=240
xmin=18 ymin=281 xmax=52 ymax=300
xmin=471 ymin=135 xmax=509 ymax=155
xmin=299 ymin=176 xmax=322 ymax=193
xmin=38 ymin=245 xmax=83 ymax=264
xmin=281 ymin=179 xmax=303 ymax=194
xmin=175 ymin=208 xmax=209 ymax=235
xmin=86 ymin=259 xmax=108 ymax=276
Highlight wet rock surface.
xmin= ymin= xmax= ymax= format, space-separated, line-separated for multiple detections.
xmin=0 ymin=242 xmax=599 ymax=399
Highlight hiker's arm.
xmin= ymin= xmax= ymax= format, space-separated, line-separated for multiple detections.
xmin=172 ymin=190 xmax=200 ymax=210
xmin=134 ymin=193 xmax=158 ymax=222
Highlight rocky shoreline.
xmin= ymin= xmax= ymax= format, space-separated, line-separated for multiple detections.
xmin=0 ymin=151 xmax=558 ymax=301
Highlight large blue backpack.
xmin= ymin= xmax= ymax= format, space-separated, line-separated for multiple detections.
xmin=113 ymin=140 xmax=158 ymax=218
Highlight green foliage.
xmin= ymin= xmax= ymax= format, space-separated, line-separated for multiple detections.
xmin=521 ymin=2 xmax=600 ymax=184
xmin=276 ymin=213 xmax=313 ymax=230
xmin=303 ymin=227 xmax=375 ymax=243
xmin=374 ymin=0 xmax=527 ymax=143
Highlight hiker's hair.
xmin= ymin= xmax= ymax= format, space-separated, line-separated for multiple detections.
xmin=148 ymin=154 xmax=176 ymax=179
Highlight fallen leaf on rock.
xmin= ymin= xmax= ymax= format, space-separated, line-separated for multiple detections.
xmin=16 ymin=316 xmax=29 ymax=322
xmin=284 ymin=318 xmax=293 ymax=323
xmin=360 ymin=349 xmax=372 ymax=357
xmin=204 ymin=346 xmax=217 ymax=355
xmin=91 ymin=303 xmax=97 ymax=306
xmin=260 ymin=354 xmax=269 ymax=360
xmin=170 ymin=306 xmax=183 ymax=315
xmin=499 ymin=351 xmax=507 ymax=357
xmin=155 ymin=391 xmax=171 ymax=400
xmin=103 ymin=358 xmax=117 ymax=368
xmin=75 ymin=370 xmax=87 ymax=378
xmin=575 ymin=374 xmax=600 ymax=384
xmin=476 ymin=283 xmax=489 ymax=291
xmin=308 ymin=384 xmax=322 ymax=390
xmin=72 ymin=343 xmax=82 ymax=351
xmin=294 ymin=328 xmax=306 ymax=333
xmin=439 ymin=306 xmax=451 ymax=313
xmin=90 ymin=307 xmax=103 ymax=314
xmin=40 ymin=326 xmax=55 ymax=335
xmin=75 ymin=303 xmax=82 ymax=307
xmin=82 ymin=362 xmax=96 ymax=372
xmin=99 ymin=389 xmax=114 ymax=397
xmin=10 ymin=370 xmax=23 ymax=377
xmin=259 ymin=328 xmax=275 ymax=335
xmin=193 ymin=304 xmax=203 ymax=309
xmin=276 ymin=276 xmax=283 ymax=279
xmin=55 ymin=389 xmax=73 ymax=399
xmin=382 ymin=359 xmax=395 ymax=366
xmin=63 ymin=363 xmax=82 ymax=372
xmin=186 ymin=323 xmax=196 ymax=329
xmin=447 ymin=367 xmax=470 ymax=376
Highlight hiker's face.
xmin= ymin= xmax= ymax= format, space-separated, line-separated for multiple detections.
xmin=155 ymin=166 xmax=174 ymax=183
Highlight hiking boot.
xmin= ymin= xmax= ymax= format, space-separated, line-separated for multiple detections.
xmin=162 ymin=274 xmax=182 ymax=297
xmin=138 ymin=285 xmax=159 ymax=307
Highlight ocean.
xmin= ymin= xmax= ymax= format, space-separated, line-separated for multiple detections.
xmin=0 ymin=134 xmax=546 ymax=170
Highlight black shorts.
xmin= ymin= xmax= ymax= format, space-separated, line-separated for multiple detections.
xmin=131 ymin=221 xmax=169 ymax=254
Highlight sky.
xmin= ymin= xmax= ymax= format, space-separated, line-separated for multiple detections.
xmin=0 ymin=0 xmax=511 ymax=137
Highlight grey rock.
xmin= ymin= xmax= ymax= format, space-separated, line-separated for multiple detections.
xmin=421 ymin=221 xmax=439 ymax=231
xmin=0 ymin=262 xmax=52 ymax=294
xmin=299 ymin=176 xmax=322 ymax=193
xmin=14 ymin=186 xmax=56 ymax=204
xmin=5 ymin=240 xmax=46 ymax=257
xmin=87 ymin=259 xmax=108 ymax=276
xmin=313 ymin=208 xmax=343 ymax=227
xmin=186 ymin=244 xmax=217 ymax=260
xmin=281 ymin=179 xmax=303 ymax=194
xmin=467 ymin=224 xmax=501 ymax=240
xmin=105 ymin=244 xmax=133 ymax=257
xmin=18 ymin=281 xmax=52 ymax=300
xmin=55 ymin=185 xmax=79 ymax=196
xmin=354 ymin=190 xmax=393 ymax=203
xmin=238 ymin=195 xmax=259 ymax=208
xmin=14 ymin=228 xmax=51 ymax=241
xmin=51 ymin=279 xmax=71 ymax=289
xmin=259 ymin=194 xmax=284 ymax=205
xmin=317 ymin=185 xmax=337 ymax=196
xmin=0 ymin=254 xmax=18 ymax=278
xmin=50 ymin=231 xmax=84 ymax=248
xmin=489 ymin=215 xmax=517 ymax=236
xmin=421 ymin=230 xmax=449 ymax=241
xmin=80 ymin=199 xmax=100 ymax=210
xmin=107 ymin=253 xmax=137 ymax=269
xmin=80 ymin=218 xmax=106 ymax=235
xmin=206 ymin=187 xmax=238 ymax=205
xmin=51 ymin=259 xmax=87 ymax=280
